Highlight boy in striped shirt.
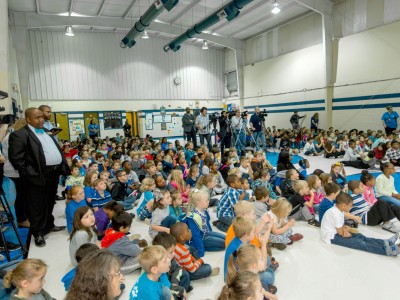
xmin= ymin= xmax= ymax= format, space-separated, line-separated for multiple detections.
xmin=348 ymin=180 xmax=400 ymax=233
xmin=215 ymin=175 xmax=246 ymax=232
xmin=170 ymin=222 xmax=219 ymax=281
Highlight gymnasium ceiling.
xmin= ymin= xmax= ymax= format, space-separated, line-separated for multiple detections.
xmin=8 ymin=0 xmax=333 ymax=49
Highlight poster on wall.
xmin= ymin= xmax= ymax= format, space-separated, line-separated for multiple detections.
xmin=145 ymin=113 xmax=153 ymax=130
xmin=69 ymin=119 xmax=85 ymax=140
xmin=161 ymin=122 xmax=167 ymax=130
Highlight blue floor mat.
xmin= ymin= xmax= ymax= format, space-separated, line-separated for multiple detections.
xmin=266 ymin=152 xmax=303 ymax=167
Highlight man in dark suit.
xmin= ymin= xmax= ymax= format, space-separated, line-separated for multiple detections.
xmin=182 ymin=107 xmax=197 ymax=147
xmin=9 ymin=107 xmax=70 ymax=247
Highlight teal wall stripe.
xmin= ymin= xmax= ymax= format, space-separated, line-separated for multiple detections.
xmin=245 ymin=99 xmax=324 ymax=110
xmin=333 ymin=92 xmax=400 ymax=103
xmin=333 ymin=103 xmax=400 ymax=111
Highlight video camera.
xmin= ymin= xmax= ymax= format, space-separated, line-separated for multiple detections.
xmin=209 ymin=112 xmax=219 ymax=122
xmin=258 ymin=109 xmax=268 ymax=121
xmin=228 ymin=110 xmax=248 ymax=119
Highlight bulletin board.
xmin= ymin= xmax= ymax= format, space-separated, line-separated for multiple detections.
xmin=153 ymin=115 xmax=172 ymax=123
xmin=166 ymin=117 xmax=183 ymax=136
xmin=69 ymin=119 xmax=85 ymax=140
xmin=145 ymin=113 xmax=153 ymax=130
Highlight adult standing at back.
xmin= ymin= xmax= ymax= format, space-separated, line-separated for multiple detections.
xmin=123 ymin=120 xmax=132 ymax=138
xmin=182 ymin=107 xmax=197 ymax=147
xmin=310 ymin=113 xmax=319 ymax=131
xmin=9 ymin=108 xmax=70 ymax=247
xmin=249 ymin=107 xmax=267 ymax=151
xmin=88 ymin=119 xmax=99 ymax=139
xmin=381 ymin=106 xmax=398 ymax=134
xmin=195 ymin=107 xmax=212 ymax=150
xmin=290 ymin=111 xmax=305 ymax=131
xmin=39 ymin=105 xmax=61 ymax=141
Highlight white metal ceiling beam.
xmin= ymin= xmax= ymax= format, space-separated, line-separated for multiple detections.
xmin=36 ymin=0 xmax=40 ymax=14
xmin=97 ymin=0 xmax=107 ymax=16
xmin=123 ymin=0 xmax=137 ymax=18
xmin=69 ymin=0 xmax=74 ymax=16
xmin=210 ymin=0 xmax=271 ymax=33
xmin=295 ymin=0 xmax=335 ymax=127
xmin=168 ymin=0 xmax=202 ymax=25
xmin=18 ymin=12 xmax=243 ymax=49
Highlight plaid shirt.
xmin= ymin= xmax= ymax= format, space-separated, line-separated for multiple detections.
xmin=386 ymin=148 xmax=400 ymax=160
xmin=217 ymin=187 xmax=240 ymax=219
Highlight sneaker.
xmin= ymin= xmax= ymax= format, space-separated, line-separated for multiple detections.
xmin=135 ymin=239 xmax=148 ymax=248
xmin=187 ymin=285 xmax=194 ymax=293
xmin=382 ymin=221 xmax=400 ymax=233
xmin=0 ymin=241 xmax=22 ymax=251
xmin=387 ymin=244 xmax=400 ymax=256
xmin=270 ymin=243 xmax=287 ymax=250
xmin=212 ymin=220 xmax=219 ymax=227
xmin=289 ymin=233 xmax=304 ymax=242
xmin=144 ymin=218 xmax=151 ymax=225
xmin=308 ymin=219 xmax=321 ymax=228
xmin=211 ymin=267 xmax=220 ymax=276
xmin=388 ymin=233 xmax=400 ymax=246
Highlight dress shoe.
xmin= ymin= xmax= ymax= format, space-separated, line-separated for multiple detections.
xmin=55 ymin=195 xmax=65 ymax=201
xmin=49 ymin=225 xmax=66 ymax=232
xmin=34 ymin=235 xmax=46 ymax=247
xmin=18 ymin=220 xmax=30 ymax=228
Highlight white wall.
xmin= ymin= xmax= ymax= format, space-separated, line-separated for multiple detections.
xmin=27 ymin=31 xmax=225 ymax=101
xmin=243 ymin=44 xmax=326 ymax=129
xmin=333 ymin=20 xmax=400 ymax=130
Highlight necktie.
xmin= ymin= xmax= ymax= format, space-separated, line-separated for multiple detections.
xmin=35 ymin=128 xmax=45 ymax=134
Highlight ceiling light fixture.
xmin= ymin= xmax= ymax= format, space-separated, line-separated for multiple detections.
xmin=271 ymin=0 xmax=281 ymax=14
xmin=202 ymin=40 xmax=209 ymax=50
xmin=142 ymin=30 xmax=149 ymax=39
xmin=65 ymin=26 xmax=74 ymax=36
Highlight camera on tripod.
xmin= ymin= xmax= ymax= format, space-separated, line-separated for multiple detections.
xmin=209 ymin=112 xmax=219 ymax=128
xmin=258 ymin=109 xmax=268 ymax=121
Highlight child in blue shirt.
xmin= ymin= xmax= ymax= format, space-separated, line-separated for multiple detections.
xmin=137 ymin=177 xmax=156 ymax=221
xmin=65 ymin=186 xmax=88 ymax=234
xmin=130 ymin=245 xmax=173 ymax=300
xmin=184 ymin=142 xmax=195 ymax=166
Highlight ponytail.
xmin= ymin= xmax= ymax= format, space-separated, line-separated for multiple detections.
xmin=226 ymin=251 xmax=238 ymax=284
xmin=217 ymin=271 xmax=260 ymax=300
xmin=3 ymin=259 xmax=47 ymax=289
xmin=66 ymin=185 xmax=84 ymax=205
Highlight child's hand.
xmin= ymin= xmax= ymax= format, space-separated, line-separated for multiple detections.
xmin=257 ymin=233 xmax=268 ymax=247
xmin=239 ymin=193 xmax=246 ymax=200
xmin=165 ymin=228 xmax=170 ymax=234
xmin=260 ymin=213 xmax=271 ymax=225
xmin=288 ymin=219 xmax=296 ymax=227
xmin=353 ymin=216 xmax=362 ymax=224
xmin=263 ymin=289 xmax=278 ymax=300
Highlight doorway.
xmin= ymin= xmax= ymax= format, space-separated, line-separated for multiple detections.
xmin=125 ymin=111 xmax=139 ymax=137
xmin=50 ymin=112 xmax=70 ymax=141
xmin=83 ymin=112 xmax=100 ymax=138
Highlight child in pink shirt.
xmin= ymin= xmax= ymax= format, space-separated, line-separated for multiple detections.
xmin=361 ymin=170 xmax=378 ymax=206
xmin=304 ymin=175 xmax=324 ymax=214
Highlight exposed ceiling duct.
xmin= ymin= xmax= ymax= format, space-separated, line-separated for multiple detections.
xmin=121 ymin=0 xmax=179 ymax=48
xmin=163 ymin=0 xmax=255 ymax=52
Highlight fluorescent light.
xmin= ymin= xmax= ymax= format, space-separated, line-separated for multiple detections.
xmin=271 ymin=0 xmax=281 ymax=14
xmin=142 ymin=30 xmax=149 ymax=39
xmin=202 ymin=40 xmax=209 ymax=50
xmin=65 ymin=26 xmax=74 ymax=36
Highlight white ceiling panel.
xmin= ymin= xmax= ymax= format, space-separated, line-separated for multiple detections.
xmin=39 ymin=0 xmax=70 ymax=14
xmin=7 ymin=0 xmax=36 ymax=12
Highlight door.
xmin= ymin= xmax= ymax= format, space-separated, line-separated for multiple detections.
xmin=126 ymin=112 xmax=133 ymax=136
xmin=84 ymin=112 xmax=100 ymax=138
xmin=51 ymin=113 xmax=70 ymax=141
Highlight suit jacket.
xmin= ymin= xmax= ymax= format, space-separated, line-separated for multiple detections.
xmin=182 ymin=113 xmax=196 ymax=133
xmin=8 ymin=125 xmax=70 ymax=186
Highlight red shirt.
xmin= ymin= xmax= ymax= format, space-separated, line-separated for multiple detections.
xmin=63 ymin=149 xmax=78 ymax=160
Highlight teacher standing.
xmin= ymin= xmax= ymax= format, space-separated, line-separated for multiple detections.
xmin=88 ymin=119 xmax=99 ymax=139
xmin=310 ymin=113 xmax=319 ymax=131
xmin=381 ymin=106 xmax=398 ymax=134
xmin=9 ymin=108 xmax=70 ymax=247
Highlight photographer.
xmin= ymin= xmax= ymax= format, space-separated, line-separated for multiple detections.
xmin=218 ymin=111 xmax=231 ymax=153
xmin=250 ymin=107 xmax=267 ymax=151
xmin=195 ymin=107 xmax=212 ymax=150
xmin=182 ymin=107 xmax=197 ymax=147
xmin=290 ymin=111 xmax=305 ymax=131
xmin=231 ymin=110 xmax=246 ymax=156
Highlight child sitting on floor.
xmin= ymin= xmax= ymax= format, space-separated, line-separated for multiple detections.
xmin=253 ymin=186 xmax=273 ymax=222
xmin=304 ymin=174 xmax=324 ymax=214
xmin=65 ymin=186 xmax=88 ymax=234
xmin=183 ymin=190 xmax=226 ymax=258
xmin=149 ymin=190 xmax=176 ymax=238
xmin=320 ymin=192 xmax=400 ymax=256
xmin=136 ymin=177 xmax=156 ymax=221
xmin=170 ymin=222 xmax=219 ymax=281
xmin=94 ymin=200 xmax=124 ymax=236
xmin=267 ymin=198 xmax=303 ymax=250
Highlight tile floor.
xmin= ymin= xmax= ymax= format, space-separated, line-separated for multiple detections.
xmin=28 ymin=155 xmax=400 ymax=300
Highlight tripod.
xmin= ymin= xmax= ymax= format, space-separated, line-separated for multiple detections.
xmin=232 ymin=118 xmax=257 ymax=155
xmin=0 ymin=191 xmax=27 ymax=262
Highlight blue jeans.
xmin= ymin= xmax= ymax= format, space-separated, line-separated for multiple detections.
xmin=378 ymin=196 xmax=400 ymax=208
xmin=234 ymin=129 xmax=246 ymax=155
xmin=161 ymin=216 xmax=177 ymax=228
xmin=331 ymin=233 xmax=389 ymax=256
xmin=203 ymin=231 xmax=226 ymax=252
xmin=304 ymin=150 xmax=315 ymax=156
xmin=116 ymin=195 xmax=135 ymax=210
xmin=189 ymin=263 xmax=212 ymax=281
xmin=259 ymin=255 xmax=275 ymax=292
xmin=180 ymin=269 xmax=191 ymax=292
xmin=161 ymin=285 xmax=172 ymax=300
xmin=253 ymin=131 xmax=267 ymax=151
xmin=216 ymin=216 xmax=234 ymax=232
